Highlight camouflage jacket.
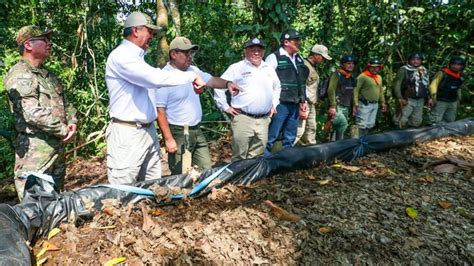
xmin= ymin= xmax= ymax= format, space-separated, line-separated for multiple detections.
xmin=4 ymin=59 xmax=77 ymax=139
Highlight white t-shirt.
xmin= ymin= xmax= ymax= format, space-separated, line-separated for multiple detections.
xmin=214 ymin=59 xmax=281 ymax=115
xmin=155 ymin=63 xmax=212 ymax=126
xmin=265 ymin=47 xmax=299 ymax=69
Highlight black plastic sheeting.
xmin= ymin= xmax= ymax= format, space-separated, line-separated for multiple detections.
xmin=0 ymin=118 xmax=473 ymax=263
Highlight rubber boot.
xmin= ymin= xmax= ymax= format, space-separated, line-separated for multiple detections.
xmin=335 ymin=129 xmax=344 ymax=141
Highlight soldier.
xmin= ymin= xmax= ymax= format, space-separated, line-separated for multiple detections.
xmin=327 ymin=55 xmax=357 ymax=140
xmin=4 ymin=26 xmax=78 ymax=200
xmin=428 ymin=56 xmax=466 ymax=124
xmin=392 ymin=52 xmax=431 ymax=128
xmin=295 ymin=44 xmax=332 ymax=145
xmin=352 ymin=58 xmax=387 ymax=136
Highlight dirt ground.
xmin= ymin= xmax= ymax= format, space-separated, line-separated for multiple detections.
xmin=26 ymin=135 xmax=474 ymax=264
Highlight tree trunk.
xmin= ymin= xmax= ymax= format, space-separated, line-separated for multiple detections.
xmin=156 ymin=0 xmax=169 ymax=67
xmin=169 ymin=0 xmax=181 ymax=36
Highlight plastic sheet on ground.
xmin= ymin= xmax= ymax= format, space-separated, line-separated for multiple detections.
xmin=0 ymin=118 xmax=472 ymax=263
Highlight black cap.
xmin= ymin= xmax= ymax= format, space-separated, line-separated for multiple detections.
xmin=449 ymin=56 xmax=466 ymax=66
xmin=368 ymin=58 xmax=383 ymax=67
xmin=280 ymin=29 xmax=300 ymax=42
xmin=341 ymin=54 xmax=356 ymax=64
xmin=244 ymin=37 xmax=265 ymax=49
xmin=408 ymin=52 xmax=423 ymax=61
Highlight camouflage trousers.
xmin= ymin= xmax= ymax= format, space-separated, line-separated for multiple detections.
xmin=393 ymin=98 xmax=425 ymax=128
xmin=429 ymin=100 xmax=458 ymax=124
xmin=13 ymin=133 xmax=65 ymax=200
xmin=332 ymin=105 xmax=350 ymax=140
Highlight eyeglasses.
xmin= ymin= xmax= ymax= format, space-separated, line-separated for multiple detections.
xmin=28 ymin=37 xmax=51 ymax=44
xmin=175 ymin=49 xmax=197 ymax=57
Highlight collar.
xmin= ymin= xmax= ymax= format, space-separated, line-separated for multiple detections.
xmin=279 ymin=47 xmax=297 ymax=61
xmin=122 ymin=39 xmax=146 ymax=58
xmin=338 ymin=67 xmax=352 ymax=78
xmin=442 ymin=67 xmax=461 ymax=79
xmin=244 ymin=58 xmax=264 ymax=69
xmin=20 ymin=58 xmax=48 ymax=77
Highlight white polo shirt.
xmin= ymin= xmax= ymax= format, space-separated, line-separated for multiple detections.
xmin=214 ymin=59 xmax=281 ymax=115
xmin=155 ymin=63 xmax=212 ymax=126
xmin=105 ymin=40 xmax=196 ymax=123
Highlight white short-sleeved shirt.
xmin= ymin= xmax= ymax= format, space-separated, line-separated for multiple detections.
xmin=105 ymin=40 xmax=196 ymax=123
xmin=155 ymin=63 xmax=212 ymax=126
xmin=214 ymin=59 xmax=281 ymax=115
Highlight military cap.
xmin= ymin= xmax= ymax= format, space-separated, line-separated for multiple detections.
xmin=340 ymin=54 xmax=356 ymax=64
xmin=16 ymin=25 xmax=52 ymax=45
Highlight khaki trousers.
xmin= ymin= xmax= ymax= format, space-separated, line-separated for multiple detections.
xmin=231 ymin=114 xmax=270 ymax=161
xmin=106 ymin=122 xmax=161 ymax=185
xmin=295 ymin=103 xmax=317 ymax=145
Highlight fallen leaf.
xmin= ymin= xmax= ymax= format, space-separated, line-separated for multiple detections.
xmin=438 ymin=201 xmax=452 ymax=209
xmin=307 ymin=175 xmax=316 ymax=180
xmin=149 ymin=209 xmax=164 ymax=216
xmin=36 ymin=257 xmax=48 ymax=266
xmin=47 ymin=227 xmax=61 ymax=240
xmin=340 ymin=165 xmax=360 ymax=172
xmin=97 ymin=225 xmax=116 ymax=230
xmin=387 ymin=168 xmax=397 ymax=176
xmin=42 ymin=241 xmax=60 ymax=251
xmin=319 ymin=179 xmax=330 ymax=185
xmin=418 ymin=176 xmax=435 ymax=183
xmin=330 ymin=163 xmax=342 ymax=168
xmin=406 ymin=207 xmax=418 ymax=220
xmin=141 ymin=205 xmax=155 ymax=232
xmin=433 ymin=163 xmax=460 ymax=173
xmin=35 ymin=246 xmax=47 ymax=259
xmin=104 ymin=257 xmax=126 ymax=266
xmin=264 ymin=200 xmax=301 ymax=222
xmin=319 ymin=226 xmax=332 ymax=233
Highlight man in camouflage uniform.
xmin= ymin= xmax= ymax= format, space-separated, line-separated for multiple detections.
xmin=3 ymin=26 xmax=77 ymax=200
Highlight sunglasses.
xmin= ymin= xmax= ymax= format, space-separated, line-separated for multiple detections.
xmin=175 ymin=49 xmax=197 ymax=56
xmin=28 ymin=37 xmax=51 ymax=44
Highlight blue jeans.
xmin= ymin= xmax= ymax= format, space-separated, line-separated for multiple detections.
xmin=265 ymin=102 xmax=299 ymax=156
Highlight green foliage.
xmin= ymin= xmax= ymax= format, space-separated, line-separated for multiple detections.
xmin=0 ymin=0 xmax=472 ymax=181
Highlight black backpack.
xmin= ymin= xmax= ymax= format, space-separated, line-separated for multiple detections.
xmin=318 ymin=72 xmax=342 ymax=99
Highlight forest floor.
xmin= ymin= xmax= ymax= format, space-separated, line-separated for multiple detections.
xmin=21 ymin=135 xmax=474 ymax=264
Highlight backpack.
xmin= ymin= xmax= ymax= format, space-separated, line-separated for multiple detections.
xmin=318 ymin=72 xmax=342 ymax=99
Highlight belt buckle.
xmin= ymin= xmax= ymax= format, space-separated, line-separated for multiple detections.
xmin=135 ymin=122 xmax=143 ymax=129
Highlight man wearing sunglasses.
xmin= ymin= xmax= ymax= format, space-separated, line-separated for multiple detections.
xmin=4 ymin=25 xmax=78 ymax=200
xmin=155 ymin=36 xmax=239 ymax=174
xmin=106 ymin=12 xmax=219 ymax=185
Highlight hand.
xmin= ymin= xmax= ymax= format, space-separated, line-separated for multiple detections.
xmin=299 ymin=102 xmax=308 ymax=112
xmin=226 ymin=81 xmax=240 ymax=96
xmin=165 ymin=138 xmax=177 ymax=153
xmin=352 ymin=105 xmax=359 ymax=116
xmin=225 ymin=107 xmax=241 ymax=117
xmin=193 ymin=75 xmax=206 ymax=94
xmin=328 ymin=107 xmax=336 ymax=119
xmin=63 ymin=124 xmax=77 ymax=143
xmin=381 ymin=103 xmax=388 ymax=112
xmin=427 ymin=98 xmax=434 ymax=107
xmin=299 ymin=108 xmax=308 ymax=120
xmin=269 ymin=107 xmax=277 ymax=118
xmin=399 ymin=99 xmax=408 ymax=106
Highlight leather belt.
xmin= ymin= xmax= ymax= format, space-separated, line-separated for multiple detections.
xmin=112 ymin=118 xmax=152 ymax=128
xmin=240 ymin=111 xmax=268 ymax=118
xmin=169 ymin=124 xmax=200 ymax=130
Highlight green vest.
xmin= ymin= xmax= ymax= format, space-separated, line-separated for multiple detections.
xmin=275 ymin=50 xmax=309 ymax=103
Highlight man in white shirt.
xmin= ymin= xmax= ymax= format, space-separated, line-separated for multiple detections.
xmin=156 ymin=36 xmax=238 ymax=174
xmin=105 ymin=12 xmax=207 ymax=185
xmin=214 ymin=38 xmax=281 ymax=160
xmin=264 ymin=29 xmax=309 ymax=156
